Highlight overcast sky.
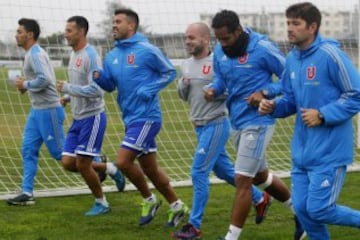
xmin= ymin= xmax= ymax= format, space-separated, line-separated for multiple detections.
xmin=0 ymin=0 xmax=358 ymax=42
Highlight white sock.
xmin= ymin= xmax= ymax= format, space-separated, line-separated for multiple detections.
xmin=105 ymin=162 xmax=117 ymax=175
xmin=170 ymin=199 xmax=183 ymax=211
xmin=23 ymin=192 xmax=33 ymax=197
xmin=224 ymin=224 xmax=242 ymax=240
xmin=283 ymin=198 xmax=295 ymax=214
xmin=144 ymin=193 xmax=157 ymax=203
xmin=95 ymin=197 xmax=109 ymax=207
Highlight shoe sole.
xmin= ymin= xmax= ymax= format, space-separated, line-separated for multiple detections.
xmin=172 ymin=232 xmax=201 ymax=240
xmin=6 ymin=200 xmax=35 ymax=206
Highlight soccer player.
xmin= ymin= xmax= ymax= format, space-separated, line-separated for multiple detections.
xmin=204 ymin=10 xmax=305 ymax=240
xmin=93 ymin=8 xmax=189 ymax=226
xmin=172 ymin=22 xmax=271 ymax=239
xmin=259 ymin=2 xmax=360 ymax=239
xmin=6 ymin=18 xmax=65 ymax=206
xmin=57 ymin=16 xmax=125 ymax=216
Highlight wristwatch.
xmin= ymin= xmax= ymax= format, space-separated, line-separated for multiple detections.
xmin=260 ymin=89 xmax=269 ymax=98
xmin=318 ymin=111 xmax=324 ymax=123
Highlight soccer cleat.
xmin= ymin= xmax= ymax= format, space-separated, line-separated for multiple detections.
xmin=255 ymin=191 xmax=272 ymax=224
xmin=139 ymin=200 xmax=162 ymax=226
xmin=172 ymin=223 xmax=201 ymax=240
xmin=216 ymin=237 xmax=226 ymax=240
xmin=294 ymin=216 xmax=307 ymax=240
xmin=109 ymin=165 xmax=126 ymax=192
xmin=97 ymin=154 xmax=108 ymax=183
xmin=166 ymin=203 xmax=190 ymax=227
xmin=85 ymin=202 xmax=110 ymax=216
xmin=6 ymin=193 xmax=35 ymax=206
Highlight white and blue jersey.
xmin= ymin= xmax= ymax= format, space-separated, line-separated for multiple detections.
xmin=21 ymin=44 xmax=65 ymax=194
xmin=273 ymin=34 xmax=360 ymax=239
xmin=61 ymin=44 xmax=106 ymax=157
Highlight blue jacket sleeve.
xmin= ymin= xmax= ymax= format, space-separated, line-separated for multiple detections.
xmin=93 ymin=59 xmax=116 ymax=92
xmin=136 ymin=47 xmax=176 ymax=100
xmin=273 ymin=69 xmax=297 ymax=118
xmin=209 ymin=50 xmax=227 ymax=97
xmin=261 ymin=42 xmax=285 ymax=98
xmin=320 ymin=48 xmax=360 ymax=125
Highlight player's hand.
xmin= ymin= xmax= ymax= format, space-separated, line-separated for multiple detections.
xmin=93 ymin=71 xmax=100 ymax=80
xmin=182 ymin=77 xmax=190 ymax=85
xmin=258 ymin=99 xmax=275 ymax=115
xmin=60 ymin=94 xmax=70 ymax=107
xmin=57 ymin=81 xmax=65 ymax=92
xmin=203 ymin=87 xmax=215 ymax=102
xmin=246 ymin=91 xmax=265 ymax=108
xmin=60 ymin=97 xmax=67 ymax=107
xmin=15 ymin=77 xmax=27 ymax=94
xmin=301 ymin=108 xmax=323 ymax=127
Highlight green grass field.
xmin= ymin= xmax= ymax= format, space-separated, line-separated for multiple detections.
xmin=1 ymin=66 xmax=360 ymax=239
xmin=1 ymin=173 xmax=360 ymax=239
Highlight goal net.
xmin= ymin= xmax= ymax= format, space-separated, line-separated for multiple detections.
xmin=0 ymin=0 xmax=359 ymax=199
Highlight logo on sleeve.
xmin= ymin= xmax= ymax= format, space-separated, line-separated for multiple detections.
xmin=238 ymin=53 xmax=248 ymax=64
xmin=202 ymin=65 xmax=211 ymax=75
xmin=306 ymin=66 xmax=316 ymax=80
xmin=127 ymin=54 xmax=135 ymax=65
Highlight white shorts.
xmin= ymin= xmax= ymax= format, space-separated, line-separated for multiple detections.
xmin=232 ymin=125 xmax=275 ymax=177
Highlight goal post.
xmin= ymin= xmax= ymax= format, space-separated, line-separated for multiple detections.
xmin=0 ymin=0 xmax=359 ymax=199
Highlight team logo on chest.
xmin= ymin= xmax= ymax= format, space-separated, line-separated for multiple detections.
xmin=238 ymin=53 xmax=248 ymax=64
xmin=127 ymin=54 xmax=135 ymax=65
xmin=75 ymin=58 xmax=83 ymax=68
xmin=202 ymin=65 xmax=211 ymax=75
xmin=306 ymin=66 xmax=316 ymax=80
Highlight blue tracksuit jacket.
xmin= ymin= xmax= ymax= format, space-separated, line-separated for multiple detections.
xmin=273 ymin=34 xmax=360 ymax=169
xmin=95 ymin=33 xmax=176 ymax=126
xmin=211 ymin=28 xmax=284 ymax=130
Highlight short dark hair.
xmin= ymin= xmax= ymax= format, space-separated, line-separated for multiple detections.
xmin=286 ymin=2 xmax=321 ymax=34
xmin=67 ymin=16 xmax=89 ymax=35
xmin=211 ymin=9 xmax=241 ymax=33
xmin=114 ymin=8 xmax=139 ymax=31
xmin=18 ymin=18 xmax=40 ymax=40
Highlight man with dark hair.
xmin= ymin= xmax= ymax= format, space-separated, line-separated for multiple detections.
xmin=259 ymin=2 xmax=360 ymax=239
xmin=7 ymin=18 xmax=65 ymax=206
xmin=93 ymin=8 xmax=189 ymax=226
xmin=172 ymin=22 xmax=271 ymax=240
xmin=204 ymin=9 xmax=305 ymax=240
xmin=57 ymin=15 xmax=125 ymax=216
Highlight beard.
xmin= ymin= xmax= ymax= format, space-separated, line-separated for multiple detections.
xmin=222 ymin=31 xmax=249 ymax=58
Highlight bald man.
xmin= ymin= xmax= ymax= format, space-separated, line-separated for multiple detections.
xmin=172 ymin=23 xmax=271 ymax=240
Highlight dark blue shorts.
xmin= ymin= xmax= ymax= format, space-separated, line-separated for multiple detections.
xmin=63 ymin=112 xmax=106 ymax=157
xmin=121 ymin=121 xmax=161 ymax=155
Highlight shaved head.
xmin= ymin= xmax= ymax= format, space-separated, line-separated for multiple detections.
xmin=185 ymin=22 xmax=211 ymax=58
xmin=186 ymin=22 xmax=210 ymax=39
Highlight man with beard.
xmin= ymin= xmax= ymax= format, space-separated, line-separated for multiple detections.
xmin=172 ymin=22 xmax=271 ymax=240
xmin=259 ymin=2 xmax=360 ymax=239
xmin=204 ymin=10 xmax=305 ymax=240
xmin=93 ymin=8 xmax=189 ymax=227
